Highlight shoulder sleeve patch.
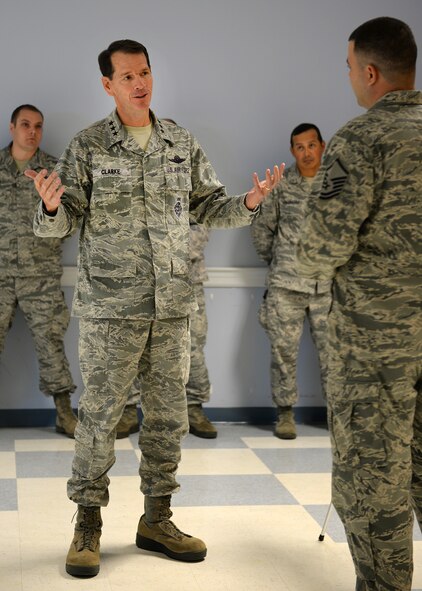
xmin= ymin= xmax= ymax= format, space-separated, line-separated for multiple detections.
xmin=320 ymin=159 xmax=348 ymax=200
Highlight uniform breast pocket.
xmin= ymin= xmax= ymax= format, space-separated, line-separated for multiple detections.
xmin=89 ymin=177 xmax=135 ymax=276
xmin=90 ymin=182 xmax=133 ymax=234
xmin=165 ymin=172 xmax=191 ymax=225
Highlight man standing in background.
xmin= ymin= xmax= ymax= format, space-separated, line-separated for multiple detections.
xmin=252 ymin=123 xmax=329 ymax=439
xmin=0 ymin=104 xmax=77 ymax=437
xmin=186 ymin=222 xmax=217 ymax=438
xmin=296 ymin=17 xmax=422 ymax=590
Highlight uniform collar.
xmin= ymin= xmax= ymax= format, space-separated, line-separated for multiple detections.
xmin=104 ymin=109 xmax=175 ymax=152
xmin=284 ymin=164 xmax=316 ymax=191
xmin=284 ymin=164 xmax=302 ymax=184
xmin=3 ymin=143 xmax=45 ymax=172
xmin=369 ymin=89 xmax=422 ymax=110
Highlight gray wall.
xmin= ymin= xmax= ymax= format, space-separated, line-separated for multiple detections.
xmin=0 ymin=0 xmax=421 ymax=412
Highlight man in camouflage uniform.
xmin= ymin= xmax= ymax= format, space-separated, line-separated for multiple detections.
xmin=0 ymin=104 xmax=76 ymax=437
xmin=296 ymin=17 xmax=422 ymax=591
xmin=251 ymin=123 xmax=330 ymax=439
xmin=27 ymin=40 xmax=281 ymax=577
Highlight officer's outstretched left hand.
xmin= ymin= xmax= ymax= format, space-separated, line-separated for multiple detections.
xmin=245 ymin=163 xmax=285 ymax=210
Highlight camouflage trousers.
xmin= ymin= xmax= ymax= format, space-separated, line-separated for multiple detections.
xmin=67 ymin=317 xmax=190 ymax=507
xmin=259 ymin=286 xmax=331 ymax=407
xmin=0 ymin=275 xmax=75 ymax=396
xmin=186 ymin=282 xmax=211 ymax=405
xmin=125 ymin=283 xmax=210 ymax=407
xmin=327 ymin=298 xmax=422 ymax=591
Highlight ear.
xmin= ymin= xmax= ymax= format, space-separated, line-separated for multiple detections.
xmin=321 ymin=141 xmax=326 ymax=152
xmin=101 ymin=76 xmax=114 ymax=97
xmin=9 ymin=122 xmax=14 ymax=135
xmin=366 ymin=64 xmax=379 ymax=87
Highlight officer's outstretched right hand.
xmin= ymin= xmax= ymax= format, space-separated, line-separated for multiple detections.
xmin=25 ymin=169 xmax=65 ymax=214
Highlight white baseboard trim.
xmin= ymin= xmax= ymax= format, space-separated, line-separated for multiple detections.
xmin=61 ymin=266 xmax=267 ymax=289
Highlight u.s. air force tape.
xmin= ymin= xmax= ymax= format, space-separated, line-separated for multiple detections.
xmin=320 ymin=159 xmax=348 ymax=199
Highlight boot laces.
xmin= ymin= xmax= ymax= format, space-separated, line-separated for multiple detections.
xmin=76 ymin=509 xmax=101 ymax=551
xmin=159 ymin=519 xmax=190 ymax=541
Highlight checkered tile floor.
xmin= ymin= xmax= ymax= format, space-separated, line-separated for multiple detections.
xmin=1 ymin=423 xmax=421 ymax=590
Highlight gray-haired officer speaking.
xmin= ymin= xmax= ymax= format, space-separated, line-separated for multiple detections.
xmin=26 ymin=40 xmax=282 ymax=578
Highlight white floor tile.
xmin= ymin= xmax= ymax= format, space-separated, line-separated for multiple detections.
xmin=0 ymin=451 xmax=16 ymax=478
xmin=178 ymin=449 xmax=271 ymax=475
xmin=275 ymin=472 xmax=332 ymax=504
xmin=242 ymin=436 xmax=331 ymax=449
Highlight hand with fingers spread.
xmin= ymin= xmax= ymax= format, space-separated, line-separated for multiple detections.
xmin=245 ymin=163 xmax=285 ymax=210
xmin=24 ymin=168 xmax=65 ymax=214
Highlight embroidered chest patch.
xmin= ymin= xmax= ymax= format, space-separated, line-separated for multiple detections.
xmin=174 ymin=199 xmax=182 ymax=218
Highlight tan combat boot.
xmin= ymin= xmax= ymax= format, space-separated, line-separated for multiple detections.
xmin=66 ymin=505 xmax=102 ymax=577
xmin=275 ymin=406 xmax=297 ymax=439
xmin=116 ymin=404 xmax=140 ymax=439
xmin=54 ymin=393 xmax=78 ymax=438
xmin=136 ymin=495 xmax=207 ymax=562
xmin=188 ymin=404 xmax=217 ymax=439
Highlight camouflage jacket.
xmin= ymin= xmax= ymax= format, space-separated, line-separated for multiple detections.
xmin=251 ymin=164 xmax=331 ymax=294
xmin=189 ymin=223 xmax=209 ymax=284
xmin=296 ymin=91 xmax=422 ymax=327
xmin=0 ymin=146 xmax=63 ymax=277
xmin=34 ymin=111 xmax=255 ymax=319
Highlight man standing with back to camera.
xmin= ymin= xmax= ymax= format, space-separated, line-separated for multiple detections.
xmin=296 ymin=17 xmax=422 ymax=591
xmin=26 ymin=40 xmax=282 ymax=577
xmin=0 ymin=104 xmax=77 ymax=437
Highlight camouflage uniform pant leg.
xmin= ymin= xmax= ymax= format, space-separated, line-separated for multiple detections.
xmin=260 ymin=287 xmax=308 ymax=407
xmin=411 ymin=373 xmax=422 ymax=529
xmin=186 ymin=282 xmax=211 ymax=405
xmin=16 ymin=276 xmax=75 ymax=396
xmin=68 ymin=318 xmax=150 ymax=507
xmin=328 ymin=312 xmax=422 ymax=591
xmin=138 ymin=317 xmax=190 ymax=497
xmin=307 ymin=291 xmax=331 ymax=399
xmin=0 ymin=276 xmax=18 ymax=353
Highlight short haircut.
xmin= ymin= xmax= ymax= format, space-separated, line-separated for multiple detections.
xmin=290 ymin=123 xmax=323 ymax=147
xmin=10 ymin=104 xmax=43 ymax=125
xmin=98 ymin=39 xmax=151 ymax=78
xmin=349 ymin=17 xmax=417 ymax=80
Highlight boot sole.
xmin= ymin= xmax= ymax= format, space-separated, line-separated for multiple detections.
xmin=275 ymin=432 xmax=297 ymax=440
xmin=189 ymin=426 xmax=217 ymax=439
xmin=55 ymin=425 xmax=75 ymax=439
xmin=136 ymin=533 xmax=207 ymax=562
xmin=66 ymin=562 xmax=99 ymax=577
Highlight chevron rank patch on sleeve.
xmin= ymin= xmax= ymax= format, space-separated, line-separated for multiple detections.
xmin=320 ymin=159 xmax=348 ymax=199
